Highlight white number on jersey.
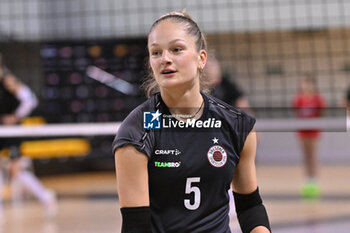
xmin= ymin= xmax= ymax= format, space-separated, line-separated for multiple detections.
xmin=184 ymin=177 xmax=201 ymax=210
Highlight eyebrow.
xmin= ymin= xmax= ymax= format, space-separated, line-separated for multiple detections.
xmin=150 ymin=39 xmax=186 ymax=47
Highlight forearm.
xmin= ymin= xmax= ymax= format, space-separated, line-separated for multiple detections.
xmin=121 ymin=206 xmax=152 ymax=233
xmin=233 ymin=188 xmax=271 ymax=233
xmin=1 ymin=114 xmax=19 ymax=125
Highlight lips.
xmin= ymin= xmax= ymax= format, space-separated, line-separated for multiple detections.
xmin=161 ymin=69 xmax=176 ymax=75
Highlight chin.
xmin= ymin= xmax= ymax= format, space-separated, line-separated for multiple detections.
xmin=159 ymin=82 xmax=182 ymax=90
xmin=157 ymin=75 xmax=196 ymax=90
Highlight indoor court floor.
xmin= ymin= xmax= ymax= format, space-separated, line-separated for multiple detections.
xmin=1 ymin=165 xmax=350 ymax=233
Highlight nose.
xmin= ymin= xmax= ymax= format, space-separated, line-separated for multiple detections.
xmin=161 ymin=50 xmax=171 ymax=65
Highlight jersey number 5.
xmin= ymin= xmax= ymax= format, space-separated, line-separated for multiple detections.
xmin=184 ymin=177 xmax=201 ymax=210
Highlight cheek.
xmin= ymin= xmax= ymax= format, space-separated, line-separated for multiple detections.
xmin=178 ymin=53 xmax=198 ymax=72
xmin=149 ymin=58 xmax=159 ymax=72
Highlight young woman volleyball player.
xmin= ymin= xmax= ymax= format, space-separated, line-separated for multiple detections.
xmin=113 ymin=11 xmax=270 ymax=233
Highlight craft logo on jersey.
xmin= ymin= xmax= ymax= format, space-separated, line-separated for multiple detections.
xmin=143 ymin=110 xmax=161 ymax=129
xmin=207 ymin=145 xmax=227 ymax=168
xmin=155 ymin=149 xmax=181 ymax=155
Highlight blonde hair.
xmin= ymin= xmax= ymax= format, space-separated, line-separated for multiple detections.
xmin=142 ymin=10 xmax=209 ymax=98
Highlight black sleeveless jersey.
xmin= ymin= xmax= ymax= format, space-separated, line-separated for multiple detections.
xmin=0 ymin=78 xmax=19 ymax=116
xmin=112 ymin=92 xmax=255 ymax=233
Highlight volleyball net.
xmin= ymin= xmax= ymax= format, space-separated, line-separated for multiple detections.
xmin=1 ymin=0 xmax=350 ymax=110
xmin=0 ymin=115 xmax=348 ymax=138
xmin=1 ymin=0 xmax=350 ymax=174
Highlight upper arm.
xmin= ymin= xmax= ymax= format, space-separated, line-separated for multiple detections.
xmin=115 ymin=145 xmax=149 ymax=207
xmin=232 ymin=129 xmax=258 ymax=194
xmin=3 ymin=74 xmax=23 ymax=94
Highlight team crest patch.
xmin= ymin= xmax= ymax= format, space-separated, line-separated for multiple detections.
xmin=207 ymin=145 xmax=227 ymax=168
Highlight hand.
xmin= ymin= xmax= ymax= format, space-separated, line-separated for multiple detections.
xmin=1 ymin=114 xmax=19 ymax=125
xmin=251 ymin=226 xmax=270 ymax=233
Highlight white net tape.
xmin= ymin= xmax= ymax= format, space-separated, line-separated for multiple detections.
xmin=0 ymin=117 xmax=347 ymax=138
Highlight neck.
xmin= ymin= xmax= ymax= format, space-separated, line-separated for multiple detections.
xmin=160 ymin=86 xmax=204 ymax=119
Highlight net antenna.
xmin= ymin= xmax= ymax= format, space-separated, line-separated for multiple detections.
xmin=86 ymin=65 xmax=141 ymax=96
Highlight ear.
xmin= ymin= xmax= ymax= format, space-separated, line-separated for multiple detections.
xmin=198 ymin=50 xmax=207 ymax=70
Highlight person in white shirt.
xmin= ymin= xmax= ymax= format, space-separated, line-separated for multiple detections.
xmin=0 ymin=54 xmax=56 ymax=223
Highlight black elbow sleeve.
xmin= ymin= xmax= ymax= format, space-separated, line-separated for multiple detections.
xmin=233 ymin=187 xmax=271 ymax=233
xmin=120 ymin=206 xmax=152 ymax=233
